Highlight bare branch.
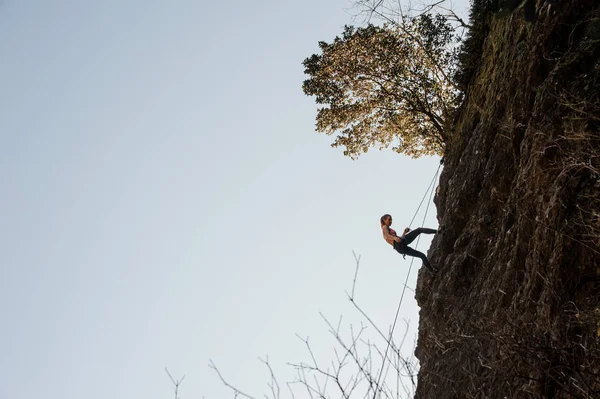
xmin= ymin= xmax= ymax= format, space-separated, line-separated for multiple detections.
xmin=165 ymin=367 xmax=186 ymax=399
xmin=351 ymin=250 xmax=362 ymax=300
xmin=210 ymin=360 xmax=257 ymax=399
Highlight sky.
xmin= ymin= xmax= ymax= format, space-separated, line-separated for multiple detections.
xmin=0 ymin=1 xmax=467 ymax=398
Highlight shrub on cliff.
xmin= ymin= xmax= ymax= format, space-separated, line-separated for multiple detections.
xmin=455 ymin=0 xmax=500 ymax=89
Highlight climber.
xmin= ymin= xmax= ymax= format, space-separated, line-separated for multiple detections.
xmin=380 ymin=214 xmax=438 ymax=275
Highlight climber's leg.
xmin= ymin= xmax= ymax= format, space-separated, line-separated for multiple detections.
xmin=402 ymin=227 xmax=437 ymax=245
xmin=402 ymin=246 xmax=436 ymax=274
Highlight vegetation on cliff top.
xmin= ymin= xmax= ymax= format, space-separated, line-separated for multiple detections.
xmin=302 ymin=11 xmax=460 ymax=159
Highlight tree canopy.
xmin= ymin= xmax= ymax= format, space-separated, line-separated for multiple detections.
xmin=302 ymin=14 xmax=459 ymax=159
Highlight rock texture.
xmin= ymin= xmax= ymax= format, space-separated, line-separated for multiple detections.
xmin=415 ymin=1 xmax=600 ymax=397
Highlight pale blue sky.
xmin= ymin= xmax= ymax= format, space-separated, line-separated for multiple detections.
xmin=0 ymin=1 xmax=466 ymax=398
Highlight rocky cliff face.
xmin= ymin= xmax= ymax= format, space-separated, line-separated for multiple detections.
xmin=415 ymin=1 xmax=600 ymax=397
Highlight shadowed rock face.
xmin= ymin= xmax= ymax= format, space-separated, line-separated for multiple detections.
xmin=497 ymin=0 xmax=554 ymax=22
xmin=414 ymin=0 xmax=600 ymax=397
xmin=496 ymin=0 xmax=527 ymax=18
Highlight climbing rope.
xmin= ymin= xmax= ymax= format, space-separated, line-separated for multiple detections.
xmin=374 ymin=161 xmax=442 ymax=399
xmin=408 ymin=162 xmax=443 ymax=229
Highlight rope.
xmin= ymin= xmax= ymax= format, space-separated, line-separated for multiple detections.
xmin=373 ymin=162 xmax=441 ymax=399
xmin=408 ymin=162 xmax=442 ymax=229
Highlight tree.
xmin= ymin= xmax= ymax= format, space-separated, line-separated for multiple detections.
xmin=350 ymin=0 xmax=471 ymax=32
xmin=302 ymin=14 xmax=459 ymax=159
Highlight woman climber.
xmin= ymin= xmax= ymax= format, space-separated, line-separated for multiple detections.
xmin=380 ymin=214 xmax=438 ymax=275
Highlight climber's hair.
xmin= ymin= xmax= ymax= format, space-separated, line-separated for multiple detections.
xmin=380 ymin=214 xmax=391 ymax=226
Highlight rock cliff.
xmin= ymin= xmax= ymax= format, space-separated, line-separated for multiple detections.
xmin=415 ymin=1 xmax=600 ymax=397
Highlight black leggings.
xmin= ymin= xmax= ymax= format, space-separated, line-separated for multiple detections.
xmin=393 ymin=227 xmax=437 ymax=272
